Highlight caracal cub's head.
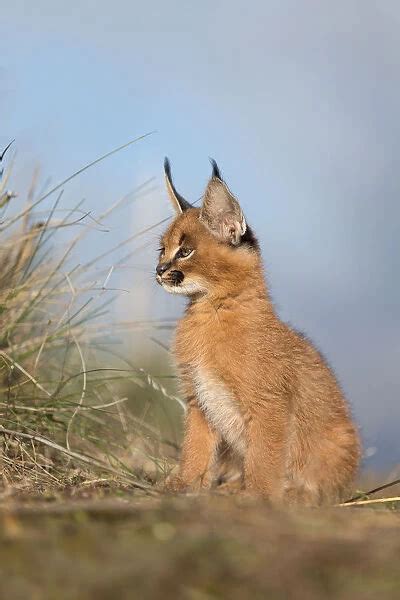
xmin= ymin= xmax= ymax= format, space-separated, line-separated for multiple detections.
xmin=156 ymin=159 xmax=259 ymax=297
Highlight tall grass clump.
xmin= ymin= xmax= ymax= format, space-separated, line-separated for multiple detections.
xmin=0 ymin=136 xmax=182 ymax=493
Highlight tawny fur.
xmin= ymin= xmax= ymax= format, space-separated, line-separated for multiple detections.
xmin=156 ymin=161 xmax=361 ymax=506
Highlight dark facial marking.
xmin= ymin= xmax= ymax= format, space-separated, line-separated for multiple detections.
xmin=170 ymin=270 xmax=184 ymax=285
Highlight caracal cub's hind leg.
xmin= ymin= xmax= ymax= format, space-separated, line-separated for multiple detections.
xmin=307 ymin=424 xmax=360 ymax=505
xmin=284 ymin=423 xmax=361 ymax=506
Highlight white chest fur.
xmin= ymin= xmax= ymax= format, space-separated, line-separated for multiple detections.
xmin=193 ymin=369 xmax=246 ymax=456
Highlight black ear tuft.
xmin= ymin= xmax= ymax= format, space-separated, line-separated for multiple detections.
xmin=164 ymin=156 xmax=172 ymax=179
xmin=164 ymin=157 xmax=191 ymax=213
xmin=209 ymin=158 xmax=223 ymax=181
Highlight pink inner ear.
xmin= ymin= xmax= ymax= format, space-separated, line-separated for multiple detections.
xmin=229 ymin=226 xmax=237 ymax=243
xmin=219 ymin=218 xmax=242 ymax=245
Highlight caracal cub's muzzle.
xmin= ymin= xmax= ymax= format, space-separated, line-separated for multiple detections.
xmin=156 ymin=262 xmax=185 ymax=287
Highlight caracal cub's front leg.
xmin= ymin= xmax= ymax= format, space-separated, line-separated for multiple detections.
xmin=165 ymin=401 xmax=219 ymax=492
xmin=243 ymin=403 xmax=287 ymax=503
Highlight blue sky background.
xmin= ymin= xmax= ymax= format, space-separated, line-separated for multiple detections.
xmin=1 ymin=1 xmax=399 ymax=469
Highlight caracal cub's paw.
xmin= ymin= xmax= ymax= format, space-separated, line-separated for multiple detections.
xmin=161 ymin=474 xmax=190 ymax=494
xmin=161 ymin=473 xmax=211 ymax=494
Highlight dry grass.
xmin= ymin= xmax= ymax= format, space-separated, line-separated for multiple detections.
xmin=0 ymin=136 xmax=182 ymax=493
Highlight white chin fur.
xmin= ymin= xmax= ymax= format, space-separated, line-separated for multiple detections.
xmin=161 ymin=281 xmax=205 ymax=296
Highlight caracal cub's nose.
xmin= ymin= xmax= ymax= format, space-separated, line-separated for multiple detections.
xmin=156 ymin=262 xmax=170 ymax=276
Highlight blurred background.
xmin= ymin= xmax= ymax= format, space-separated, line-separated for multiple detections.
xmin=0 ymin=1 xmax=399 ymax=473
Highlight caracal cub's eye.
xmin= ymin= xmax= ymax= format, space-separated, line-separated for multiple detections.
xmin=177 ymin=247 xmax=194 ymax=259
xmin=158 ymin=247 xmax=165 ymax=258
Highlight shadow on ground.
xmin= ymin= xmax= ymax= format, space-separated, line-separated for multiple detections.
xmin=0 ymin=489 xmax=399 ymax=600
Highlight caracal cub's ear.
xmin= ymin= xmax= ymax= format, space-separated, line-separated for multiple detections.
xmin=164 ymin=157 xmax=191 ymax=214
xmin=200 ymin=159 xmax=246 ymax=245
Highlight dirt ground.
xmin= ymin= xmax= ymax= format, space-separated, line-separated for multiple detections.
xmin=0 ymin=486 xmax=399 ymax=600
